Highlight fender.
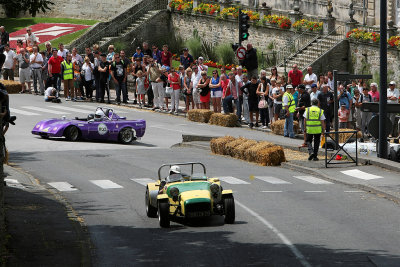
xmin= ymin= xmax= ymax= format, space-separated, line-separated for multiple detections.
xmin=157 ymin=194 xmax=169 ymax=201
xmin=222 ymin=190 xmax=233 ymax=198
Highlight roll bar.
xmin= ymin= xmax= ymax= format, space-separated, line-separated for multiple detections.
xmin=158 ymin=162 xmax=206 ymax=180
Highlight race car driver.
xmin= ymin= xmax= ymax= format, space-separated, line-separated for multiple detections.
xmin=159 ymin=165 xmax=182 ymax=192
xmin=94 ymin=109 xmax=105 ymax=121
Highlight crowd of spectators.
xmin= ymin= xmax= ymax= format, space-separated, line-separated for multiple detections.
xmin=0 ymin=26 xmax=399 ymax=138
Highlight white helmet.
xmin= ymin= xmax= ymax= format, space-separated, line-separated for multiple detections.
xmin=169 ymin=165 xmax=181 ymax=174
xmin=95 ymin=109 xmax=105 ymax=120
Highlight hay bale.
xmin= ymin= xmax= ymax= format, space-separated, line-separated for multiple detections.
xmin=187 ymin=109 xmax=214 ymax=123
xmin=210 ymin=136 xmax=236 ymax=154
xmin=232 ymin=139 xmax=258 ymax=159
xmin=225 ymin=137 xmax=247 ymax=156
xmin=209 ymin=113 xmax=238 ymax=127
xmin=244 ymin=141 xmax=275 ymax=162
xmin=338 ymin=128 xmax=362 ymax=143
xmin=1 ymin=80 xmax=22 ymax=94
xmin=270 ymin=120 xmax=299 ymax=135
xmin=255 ymin=145 xmax=286 ymax=166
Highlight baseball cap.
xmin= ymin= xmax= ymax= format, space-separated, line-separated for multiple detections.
xmin=389 ymin=81 xmax=396 ymax=85
xmin=198 ymin=56 xmax=204 ymax=61
xmin=341 ymin=103 xmax=346 ymax=106
xmin=183 ymin=47 xmax=188 ymax=51
xmin=286 ymin=84 xmax=293 ymax=89
xmin=311 ymin=83 xmax=317 ymax=88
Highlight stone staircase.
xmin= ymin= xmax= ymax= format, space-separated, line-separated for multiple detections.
xmin=276 ymin=26 xmax=347 ymax=73
xmin=97 ymin=10 xmax=160 ymax=48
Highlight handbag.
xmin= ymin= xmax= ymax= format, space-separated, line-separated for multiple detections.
xmin=258 ymin=97 xmax=267 ymax=109
xmin=165 ymin=83 xmax=173 ymax=95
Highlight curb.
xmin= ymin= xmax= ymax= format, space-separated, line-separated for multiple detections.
xmin=281 ymin=162 xmax=400 ymax=205
xmin=3 ymin=165 xmax=92 ymax=267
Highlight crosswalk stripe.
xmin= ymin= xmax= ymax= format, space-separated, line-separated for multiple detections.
xmin=90 ymin=180 xmax=123 ymax=189
xmin=5 ymin=178 xmax=25 ymax=188
xmin=131 ymin=178 xmax=155 ymax=186
xmin=48 ymin=182 xmax=78 ymax=192
xmin=219 ymin=176 xmax=250 ymax=184
xmin=23 ymin=106 xmax=70 ymax=115
xmin=340 ymin=169 xmax=383 ymax=180
xmin=292 ymin=176 xmax=333 ymax=185
xmin=73 ymin=104 xmax=128 ymax=114
xmin=256 ymin=176 xmax=292 ymax=184
xmin=10 ymin=108 xmax=39 ymax=116
xmin=48 ymin=105 xmax=93 ymax=113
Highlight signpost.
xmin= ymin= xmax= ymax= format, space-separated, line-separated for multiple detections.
xmin=236 ymin=46 xmax=246 ymax=60
xmin=379 ymin=0 xmax=388 ymax=159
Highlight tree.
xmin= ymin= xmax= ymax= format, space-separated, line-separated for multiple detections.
xmin=0 ymin=0 xmax=54 ymax=17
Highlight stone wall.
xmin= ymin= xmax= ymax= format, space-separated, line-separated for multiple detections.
xmin=349 ymin=42 xmax=400 ymax=83
xmin=310 ymin=40 xmax=350 ymax=75
xmin=0 ymin=0 xmax=141 ymax=21
xmin=171 ymin=12 xmax=296 ymax=53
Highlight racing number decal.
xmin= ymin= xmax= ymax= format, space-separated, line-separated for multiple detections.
xmin=98 ymin=123 xmax=108 ymax=135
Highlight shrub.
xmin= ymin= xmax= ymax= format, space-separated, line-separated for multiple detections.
xmin=215 ymin=43 xmax=236 ymax=66
xmin=185 ymin=37 xmax=202 ymax=59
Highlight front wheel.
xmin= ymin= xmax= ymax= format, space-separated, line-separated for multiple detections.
xmin=224 ymin=197 xmax=235 ymax=224
xmin=65 ymin=126 xmax=80 ymax=141
xmin=145 ymin=188 xmax=157 ymax=218
xmin=119 ymin=128 xmax=135 ymax=144
xmin=158 ymin=202 xmax=170 ymax=228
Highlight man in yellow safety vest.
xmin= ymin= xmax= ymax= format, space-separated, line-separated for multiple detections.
xmin=304 ymin=98 xmax=326 ymax=161
xmin=61 ymin=53 xmax=74 ymax=101
xmin=283 ymin=84 xmax=296 ymax=138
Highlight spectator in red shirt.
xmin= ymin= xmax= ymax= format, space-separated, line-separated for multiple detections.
xmin=47 ymin=48 xmax=64 ymax=91
xmin=161 ymin=44 xmax=172 ymax=67
xmin=368 ymin=82 xmax=380 ymax=102
xmin=288 ymin=64 xmax=303 ymax=87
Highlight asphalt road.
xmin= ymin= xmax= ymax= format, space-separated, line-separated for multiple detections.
xmin=6 ymin=95 xmax=400 ymax=266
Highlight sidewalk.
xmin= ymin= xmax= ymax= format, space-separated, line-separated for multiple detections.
xmin=2 ymin=165 xmax=91 ymax=266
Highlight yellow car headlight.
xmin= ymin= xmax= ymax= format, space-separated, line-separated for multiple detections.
xmin=210 ymin=183 xmax=219 ymax=194
xmin=170 ymin=187 xmax=179 ymax=198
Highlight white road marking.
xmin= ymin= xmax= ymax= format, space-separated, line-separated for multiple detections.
xmin=90 ymin=180 xmax=123 ymax=189
xmin=236 ymin=200 xmax=311 ymax=267
xmin=304 ymin=191 xmax=326 ymax=193
xmin=131 ymin=178 xmax=155 ymax=186
xmin=5 ymin=178 xmax=25 ymax=188
xmin=344 ymin=190 xmax=364 ymax=193
xmin=48 ymin=182 xmax=78 ymax=192
xmin=292 ymin=176 xmax=333 ymax=185
xmin=218 ymin=176 xmax=250 ymax=184
xmin=22 ymin=106 xmax=70 ymax=115
xmin=10 ymin=108 xmax=39 ymax=116
xmin=256 ymin=176 xmax=292 ymax=184
xmin=150 ymin=125 xmax=199 ymax=135
xmin=340 ymin=169 xmax=383 ymax=180
xmin=260 ymin=191 xmax=283 ymax=193
xmin=48 ymin=105 xmax=93 ymax=113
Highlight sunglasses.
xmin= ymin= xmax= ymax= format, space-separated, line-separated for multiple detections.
xmin=115 ymin=57 xmax=120 ymax=59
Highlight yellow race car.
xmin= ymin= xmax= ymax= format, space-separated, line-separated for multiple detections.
xmin=145 ymin=162 xmax=235 ymax=228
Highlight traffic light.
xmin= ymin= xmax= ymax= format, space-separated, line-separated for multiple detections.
xmin=239 ymin=10 xmax=250 ymax=42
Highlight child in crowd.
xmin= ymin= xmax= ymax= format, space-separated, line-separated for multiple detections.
xmin=136 ymin=70 xmax=146 ymax=108
xmin=338 ymin=104 xmax=349 ymax=128
xmin=133 ymin=47 xmax=144 ymax=61
xmin=73 ymin=61 xmax=82 ymax=101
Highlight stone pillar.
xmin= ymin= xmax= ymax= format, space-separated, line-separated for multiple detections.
xmin=289 ymin=0 xmax=302 ymax=25
xmin=322 ymin=17 xmax=336 ymax=35
xmin=259 ymin=4 xmax=271 ymax=18
xmin=366 ymin=0 xmax=375 ymax=26
xmin=388 ymin=21 xmax=398 ymax=38
xmin=346 ymin=21 xmax=358 ymax=33
xmin=220 ymin=0 xmax=231 ymax=10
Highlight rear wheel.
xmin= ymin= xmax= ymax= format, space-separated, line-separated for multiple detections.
xmin=158 ymin=201 xmax=170 ymax=228
xmin=65 ymin=126 xmax=80 ymax=141
xmin=224 ymin=197 xmax=235 ymax=224
xmin=119 ymin=128 xmax=135 ymax=144
xmin=145 ymin=188 xmax=157 ymax=218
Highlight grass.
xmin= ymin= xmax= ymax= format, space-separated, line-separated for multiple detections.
xmin=2 ymin=17 xmax=99 ymax=50
xmin=172 ymin=60 xmax=217 ymax=76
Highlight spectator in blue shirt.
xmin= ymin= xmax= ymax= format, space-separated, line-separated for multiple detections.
xmin=338 ymin=84 xmax=352 ymax=110
xmin=133 ymin=47 xmax=144 ymax=61
xmin=152 ymin=45 xmax=162 ymax=64
xmin=180 ymin=48 xmax=194 ymax=70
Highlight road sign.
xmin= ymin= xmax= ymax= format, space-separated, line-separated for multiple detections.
xmin=236 ymin=47 xmax=246 ymax=60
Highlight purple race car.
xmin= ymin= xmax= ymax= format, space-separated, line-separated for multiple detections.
xmin=32 ymin=107 xmax=146 ymax=144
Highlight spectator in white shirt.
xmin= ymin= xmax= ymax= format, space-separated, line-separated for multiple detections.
xmin=191 ymin=65 xmax=202 ymax=109
xmin=388 ymin=81 xmax=400 ymax=136
xmin=25 ymin=28 xmax=37 ymax=53
xmin=2 ymin=44 xmax=16 ymax=80
xmin=57 ymin=43 xmax=69 ymax=60
xmin=310 ymin=84 xmax=320 ymax=101
xmin=30 ymin=45 xmax=44 ymax=95
xmin=303 ymin=66 xmax=317 ymax=92
xmin=236 ymin=66 xmax=249 ymax=123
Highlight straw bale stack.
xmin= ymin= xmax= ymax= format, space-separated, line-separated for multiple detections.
xmin=187 ymin=109 xmax=214 ymax=123
xmin=270 ymin=120 xmax=299 ymax=135
xmin=232 ymin=139 xmax=258 ymax=159
xmin=1 ymin=80 xmax=22 ymax=94
xmin=244 ymin=141 xmax=275 ymax=162
xmin=255 ymin=146 xmax=286 ymax=166
xmin=210 ymin=136 xmax=236 ymax=154
xmin=209 ymin=113 xmax=238 ymax=127
xmin=224 ymin=137 xmax=247 ymax=156
xmin=338 ymin=128 xmax=362 ymax=143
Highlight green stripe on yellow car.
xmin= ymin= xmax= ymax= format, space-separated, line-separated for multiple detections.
xmin=166 ymin=181 xmax=210 ymax=197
